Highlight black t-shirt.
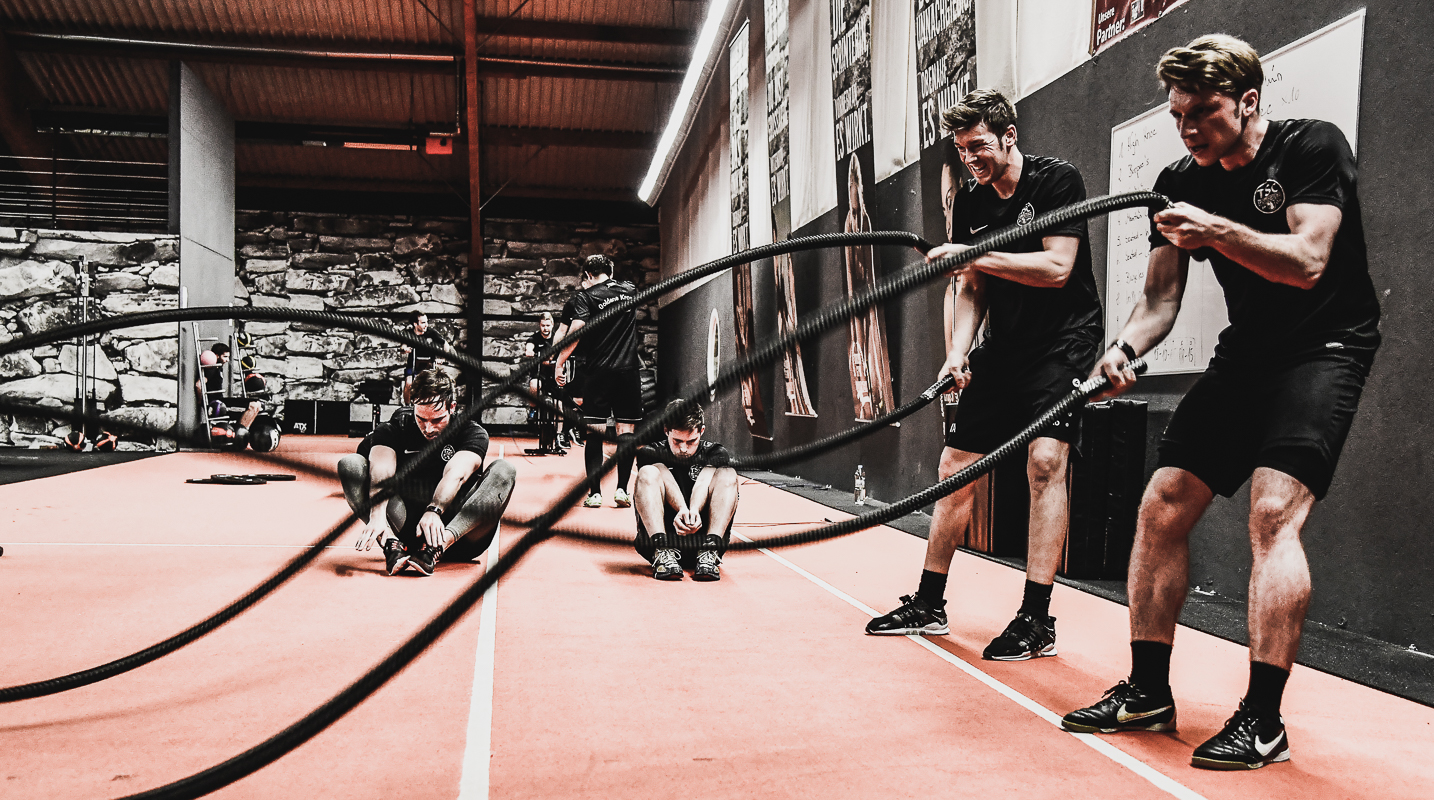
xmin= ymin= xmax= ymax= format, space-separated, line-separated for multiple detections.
xmin=571 ymin=278 xmax=640 ymax=371
xmin=950 ymin=154 xmax=1103 ymax=360
xmin=1150 ymin=119 xmax=1380 ymax=361
xmin=636 ymin=439 xmax=733 ymax=500
xmin=203 ymin=363 xmax=223 ymax=394
xmin=527 ymin=329 xmax=557 ymax=364
xmin=406 ymin=329 xmax=448 ymax=373
xmin=358 ymin=407 xmax=490 ymax=500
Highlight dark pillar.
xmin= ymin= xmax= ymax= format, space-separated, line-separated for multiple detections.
xmin=464 ymin=0 xmax=485 ymax=410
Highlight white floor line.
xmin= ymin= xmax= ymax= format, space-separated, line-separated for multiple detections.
xmin=737 ymin=534 xmax=1209 ymax=800
xmin=457 ymin=522 xmax=501 ymax=800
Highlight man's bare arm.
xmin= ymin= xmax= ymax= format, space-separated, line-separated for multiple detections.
xmin=1154 ymin=202 xmax=1340 ymax=289
xmin=966 ymin=235 xmax=1081 ymax=288
xmin=354 ymin=445 xmax=397 ymax=549
xmin=1092 ymin=245 xmax=1190 ymax=397
xmin=417 ymin=450 xmax=485 ymax=547
xmin=554 ymin=319 xmax=584 ymax=385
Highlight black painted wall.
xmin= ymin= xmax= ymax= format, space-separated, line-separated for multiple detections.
xmin=659 ymin=0 xmax=1434 ymax=651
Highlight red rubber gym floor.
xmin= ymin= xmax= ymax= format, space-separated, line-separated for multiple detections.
xmin=2 ymin=435 xmax=1430 ymax=799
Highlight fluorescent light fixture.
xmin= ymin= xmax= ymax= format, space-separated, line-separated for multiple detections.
xmin=637 ymin=0 xmax=736 ymax=204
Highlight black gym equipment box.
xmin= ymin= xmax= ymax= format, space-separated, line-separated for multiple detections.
xmin=282 ymin=400 xmax=351 ymax=436
xmin=972 ymin=400 xmax=1147 ymax=581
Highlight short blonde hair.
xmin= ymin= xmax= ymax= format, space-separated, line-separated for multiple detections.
xmin=1157 ymin=34 xmax=1263 ymax=100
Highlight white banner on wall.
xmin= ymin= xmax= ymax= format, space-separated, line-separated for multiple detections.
xmin=1105 ymin=10 xmax=1365 ymax=375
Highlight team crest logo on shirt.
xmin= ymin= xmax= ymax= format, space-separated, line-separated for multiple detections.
xmin=1253 ymin=179 xmax=1286 ymax=214
xmin=1016 ymin=202 xmax=1036 ymax=226
xmin=441 ymin=445 xmax=455 ymax=462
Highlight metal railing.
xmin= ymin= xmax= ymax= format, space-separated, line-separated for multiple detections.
xmin=0 ymin=154 xmax=167 ymax=233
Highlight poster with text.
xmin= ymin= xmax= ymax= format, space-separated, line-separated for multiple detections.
xmin=765 ymin=0 xmax=817 ymax=418
xmin=729 ymin=22 xmax=771 ymax=439
xmin=832 ymin=0 xmax=896 ymax=422
xmin=913 ymin=0 xmax=975 ymax=244
xmin=1091 ymin=0 xmax=1187 ymax=54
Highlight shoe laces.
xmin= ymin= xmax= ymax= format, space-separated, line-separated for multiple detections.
xmin=696 ymin=549 xmax=719 ymax=569
xmin=654 ymin=548 xmax=680 ymax=571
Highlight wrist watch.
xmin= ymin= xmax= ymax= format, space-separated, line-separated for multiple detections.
xmin=425 ymin=504 xmax=445 ymax=516
xmin=1111 ymin=339 xmax=1138 ymax=361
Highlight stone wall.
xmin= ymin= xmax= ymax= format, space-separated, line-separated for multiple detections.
xmin=231 ymin=212 xmax=660 ymax=428
xmin=232 ymin=211 xmax=470 ymax=407
xmin=479 ymin=218 xmax=660 ymax=426
xmin=0 ymin=227 xmax=181 ymax=449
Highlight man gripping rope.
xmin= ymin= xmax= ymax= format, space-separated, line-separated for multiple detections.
xmin=1060 ymin=36 xmax=1380 ymax=771
xmin=865 ymin=89 xmax=1104 ymax=663
xmin=339 ymin=368 xmax=516 ymax=577
xmin=633 ymin=400 xmax=738 ymax=581
xmin=555 ymin=255 xmax=642 ymax=509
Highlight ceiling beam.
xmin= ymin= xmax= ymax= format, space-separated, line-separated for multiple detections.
xmin=5 ymin=31 xmax=685 ymax=81
xmin=34 ymin=109 xmax=656 ymax=149
xmin=481 ymin=125 xmax=655 ymax=150
xmin=473 ymin=16 xmax=692 ymax=48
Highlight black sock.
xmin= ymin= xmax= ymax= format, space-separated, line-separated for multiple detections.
xmin=916 ymin=569 xmax=947 ymax=608
xmin=583 ymin=429 xmax=602 ymax=490
xmin=616 ymin=433 xmax=636 ymax=493
xmin=1243 ymin=661 xmax=1290 ymax=719
xmin=1130 ymin=640 xmax=1174 ymax=697
xmin=1018 ymin=580 xmax=1054 ymax=620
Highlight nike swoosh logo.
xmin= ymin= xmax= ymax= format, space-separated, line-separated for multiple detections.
xmin=1115 ymin=702 xmax=1172 ymax=723
xmin=404 ymin=449 xmax=423 ymax=454
xmin=969 ymin=224 xmax=988 ymax=234
xmin=1254 ymin=731 xmax=1284 ymax=756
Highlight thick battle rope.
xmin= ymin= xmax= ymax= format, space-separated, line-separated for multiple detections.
xmin=0 ymin=232 xmax=944 ymax=703
xmin=733 ymin=374 xmax=954 ymax=470
xmin=0 ymin=192 xmax=1166 ymax=796
xmin=103 ymin=191 xmax=1170 ymax=800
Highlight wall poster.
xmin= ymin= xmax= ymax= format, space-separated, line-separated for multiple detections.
xmin=765 ymin=0 xmax=817 ymax=418
xmin=728 ymin=21 xmax=771 ymax=439
xmin=1091 ymin=0 xmax=1188 ymax=54
xmin=831 ymin=0 xmax=896 ymax=422
xmin=913 ymin=0 xmax=976 ymax=420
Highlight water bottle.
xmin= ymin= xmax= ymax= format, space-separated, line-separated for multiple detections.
xmin=854 ymin=464 xmax=867 ymax=505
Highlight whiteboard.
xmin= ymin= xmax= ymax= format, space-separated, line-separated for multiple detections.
xmin=1105 ymin=10 xmax=1365 ymax=374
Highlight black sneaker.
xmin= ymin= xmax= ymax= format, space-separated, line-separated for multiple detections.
xmin=692 ymin=548 xmax=721 ymax=581
xmin=652 ymin=548 xmax=682 ymax=581
xmin=865 ymin=594 xmax=949 ymax=635
xmin=1190 ymin=701 xmax=1290 ymax=770
xmin=1061 ymin=680 xmax=1177 ymax=733
xmin=382 ymin=538 xmax=410 ymax=576
xmin=983 ymin=613 xmax=1057 ymax=660
xmin=410 ymin=543 xmax=442 ymax=576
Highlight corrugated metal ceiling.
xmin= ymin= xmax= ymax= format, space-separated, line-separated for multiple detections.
xmin=0 ymin=0 xmax=697 ymax=200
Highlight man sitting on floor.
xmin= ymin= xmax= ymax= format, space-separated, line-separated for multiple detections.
xmin=633 ymin=400 xmax=739 ymax=581
xmin=338 ymin=368 xmax=516 ymax=576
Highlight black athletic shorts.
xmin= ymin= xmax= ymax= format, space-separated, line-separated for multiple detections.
xmin=1157 ymin=350 xmax=1373 ymax=501
xmin=581 ymin=366 xmax=643 ymax=424
xmin=944 ymin=340 xmax=1099 ymax=454
xmin=635 ymin=508 xmax=733 ymax=567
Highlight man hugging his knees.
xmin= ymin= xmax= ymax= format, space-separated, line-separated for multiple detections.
xmin=338 ymin=367 xmax=516 ymax=576
xmin=633 ymin=400 xmax=739 ymax=581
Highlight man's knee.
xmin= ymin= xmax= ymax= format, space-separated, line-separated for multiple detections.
xmin=635 ymin=464 xmax=662 ymax=495
xmin=479 ymin=458 xmax=517 ymax=502
xmin=712 ymin=466 xmax=739 ymax=492
xmin=337 ymin=454 xmax=369 ymax=488
xmin=1026 ymin=444 xmax=1069 ymax=494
